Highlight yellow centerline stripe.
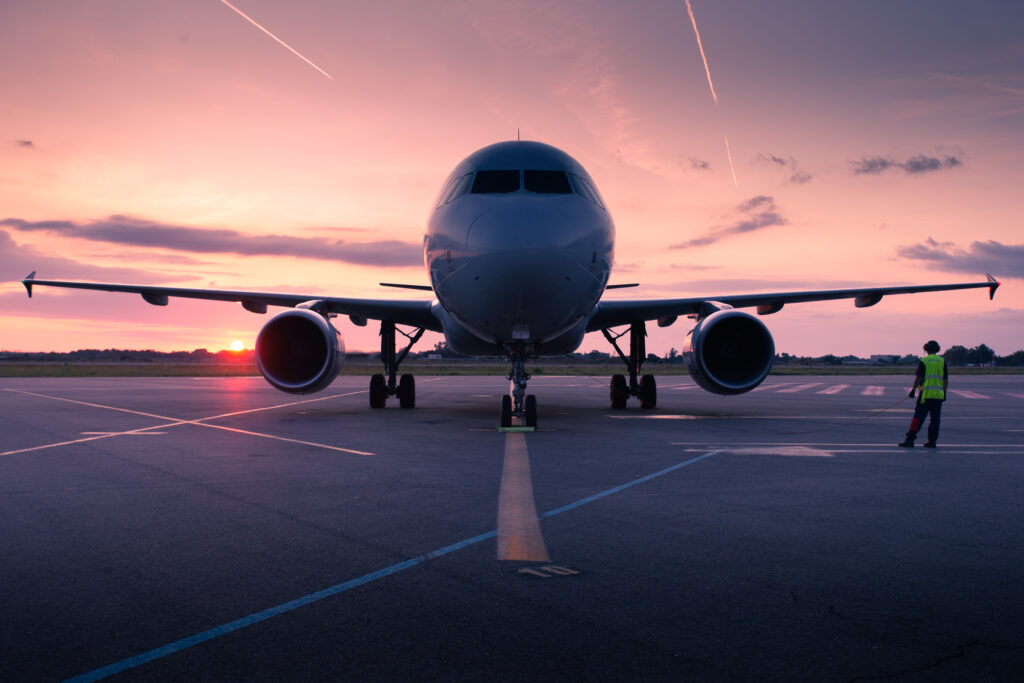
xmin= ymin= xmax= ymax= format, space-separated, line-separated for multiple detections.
xmin=496 ymin=431 xmax=550 ymax=562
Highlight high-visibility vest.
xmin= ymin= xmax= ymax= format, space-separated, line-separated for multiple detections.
xmin=920 ymin=354 xmax=945 ymax=402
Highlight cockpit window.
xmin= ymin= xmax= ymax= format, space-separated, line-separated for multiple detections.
xmin=569 ymin=173 xmax=605 ymax=209
xmin=471 ymin=170 xmax=520 ymax=194
xmin=524 ymin=170 xmax=571 ymax=194
xmin=444 ymin=173 xmax=473 ymax=204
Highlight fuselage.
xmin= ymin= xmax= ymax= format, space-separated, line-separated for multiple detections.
xmin=425 ymin=141 xmax=615 ymax=356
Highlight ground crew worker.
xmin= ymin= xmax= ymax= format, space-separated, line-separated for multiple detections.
xmin=898 ymin=340 xmax=948 ymax=448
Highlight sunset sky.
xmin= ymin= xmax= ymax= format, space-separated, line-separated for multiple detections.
xmin=2 ymin=0 xmax=1021 ymax=357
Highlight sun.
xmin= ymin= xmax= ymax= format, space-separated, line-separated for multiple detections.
xmin=229 ymin=340 xmax=245 ymax=352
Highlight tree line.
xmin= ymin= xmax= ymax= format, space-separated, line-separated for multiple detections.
xmin=3 ymin=343 xmax=1022 ymax=366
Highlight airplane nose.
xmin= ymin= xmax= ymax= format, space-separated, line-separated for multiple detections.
xmin=466 ymin=201 xmax=581 ymax=251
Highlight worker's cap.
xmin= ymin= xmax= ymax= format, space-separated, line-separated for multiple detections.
xmin=923 ymin=340 xmax=940 ymax=353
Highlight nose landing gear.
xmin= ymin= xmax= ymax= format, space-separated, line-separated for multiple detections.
xmin=500 ymin=345 xmax=538 ymax=429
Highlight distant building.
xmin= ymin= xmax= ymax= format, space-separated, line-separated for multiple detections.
xmin=870 ymin=354 xmax=901 ymax=364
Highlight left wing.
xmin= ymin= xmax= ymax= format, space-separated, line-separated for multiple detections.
xmin=21 ymin=273 xmax=442 ymax=331
xmin=586 ymin=274 xmax=1000 ymax=331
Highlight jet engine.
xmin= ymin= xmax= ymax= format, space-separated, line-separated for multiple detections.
xmin=683 ymin=309 xmax=774 ymax=395
xmin=255 ymin=308 xmax=345 ymax=394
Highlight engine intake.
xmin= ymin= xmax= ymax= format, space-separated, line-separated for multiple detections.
xmin=255 ymin=309 xmax=345 ymax=394
xmin=683 ymin=309 xmax=774 ymax=395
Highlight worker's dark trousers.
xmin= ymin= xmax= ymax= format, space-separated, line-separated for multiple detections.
xmin=906 ymin=398 xmax=943 ymax=443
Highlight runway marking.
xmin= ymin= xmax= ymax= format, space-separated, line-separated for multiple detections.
xmin=80 ymin=431 xmax=167 ymax=436
xmin=606 ymin=414 xmax=699 ymax=420
xmin=671 ymin=441 xmax=1024 ymax=447
xmin=776 ymin=382 xmax=822 ymax=393
xmin=722 ymin=446 xmax=834 ymax=457
xmin=497 ymin=432 xmax=549 ymax=561
xmin=517 ymin=565 xmax=581 ymax=579
xmin=817 ymin=384 xmax=849 ymax=394
xmin=1006 ymin=393 xmax=1024 ymax=399
xmin=752 ymin=382 xmax=792 ymax=391
xmin=0 ymin=389 xmax=373 ymax=457
xmin=63 ymin=449 xmax=721 ymax=682
xmin=948 ymin=389 xmax=990 ymax=399
xmin=860 ymin=386 xmax=884 ymax=396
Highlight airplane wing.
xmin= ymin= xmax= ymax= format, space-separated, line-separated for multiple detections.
xmin=21 ymin=273 xmax=442 ymax=331
xmin=586 ymin=274 xmax=1000 ymax=331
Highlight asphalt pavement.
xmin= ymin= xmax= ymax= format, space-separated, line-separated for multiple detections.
xmin=3 ymin=373 xmax=1024 ymax=681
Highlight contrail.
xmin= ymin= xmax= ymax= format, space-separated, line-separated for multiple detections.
xmin=684 ymin=0 xmax=737 ymax=186
xmin=219 ymin=0 xmax=333 ymax=80
xmin=684 ymin=0 xmax=718 ymax=106
xmin=723 ymin=135 xmax=738 ymax=187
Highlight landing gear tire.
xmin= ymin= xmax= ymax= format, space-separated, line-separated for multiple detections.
xmin=397 ymin=374 xmax=416 ymax=409
xmin=610 ymin=374 xmax=628 ymax=409
xmin=639 ymin=374 xmax=657 ymax=409
xmin=500 ymin=395 xmax=513 ymax=428
xmin=524 ymin=394 xmax=538 ymax=428
xmin=369 ymin=374 xmax=387 ymax=409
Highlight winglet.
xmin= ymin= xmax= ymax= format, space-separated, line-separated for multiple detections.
xmin=22 ymin=271 xmax=36 ymax=298
xmin=379 ymin=282 xmax=433 ymax=291
xmin=987 ymin=273 xmax=1000 ymax=300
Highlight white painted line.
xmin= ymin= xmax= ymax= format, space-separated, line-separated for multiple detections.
xmin=948 ymin=389 xmax=991 ymax=399
xmin=1005 ymin=393 xmax=1024 ymax=399
xmin=860 ymin=386 xmax=884 ymax=396
xmin=753 ymin=383 xmax=792 ymax=392
xmin=817 ymin=384 xmax=849 ymax=394
xmin=776 ymin=383 xmax=822 ymax=393
xmin=81 ymin=431 xmax=167 ymax=436
xmin=606 ymin=414 xmax=700 ymax=420
xmin=0 ymin=389 xmax=373 ymax=457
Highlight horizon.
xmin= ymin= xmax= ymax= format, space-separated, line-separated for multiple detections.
xmin=2 ymin=1 xmax=1021 ymax=356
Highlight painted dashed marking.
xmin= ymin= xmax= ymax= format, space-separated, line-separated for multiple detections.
xmin=753 ymin=382 xmax=792 ymax=392
xmin=817 ymin=384 xmax=849 ymax=395
xmin=1005 ymin=393 xmax=1024 ymax=399
xmin=516 ymin=565 xmax=582 ymax=579
xmin=860 ymin=386 xmax=884 ymax=396
xmin=949 ymin=389 xmax=991 ymax=399
xmin=776 ymin=383 xmax=822 ymax=393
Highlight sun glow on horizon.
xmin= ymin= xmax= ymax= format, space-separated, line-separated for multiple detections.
xmin=229 ymin=340 xmax=245 ymax=352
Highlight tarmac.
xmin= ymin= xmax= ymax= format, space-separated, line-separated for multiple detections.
xmin=3 ymin=373 xmax=1024 ymax=681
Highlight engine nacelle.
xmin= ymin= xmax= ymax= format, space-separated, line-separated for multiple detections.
xmin=683 ymin=309 xmax=774 ymax=395
xmin=255 ymin=309 xmax=345 ymax=394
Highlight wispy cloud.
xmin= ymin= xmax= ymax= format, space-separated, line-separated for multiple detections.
xmin=671 ymin=195 xmax=787 ymax=249
xmin=1 ymin=216 xmax=422 ymax=267
xmin=688 ymin=157 xmax=711 ymax=171
xmin=0 ymin=229 xmax=187 ymax=284
xmin=851 ymin=153 xmax=963 ymax=175
xmin=897 ymin=237 xmax=1024 ymax=278
xmin=756 ymin=152 xmax=812 ymax=184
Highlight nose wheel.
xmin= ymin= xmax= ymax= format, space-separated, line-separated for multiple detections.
xmin=500 ymin=346 xmax=538 ymax=429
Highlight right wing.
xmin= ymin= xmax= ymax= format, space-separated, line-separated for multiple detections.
xmin=21 ymin=273 xmax=442 ymax=331
xmin=586 ymin=274 xmax=1000 ymax=331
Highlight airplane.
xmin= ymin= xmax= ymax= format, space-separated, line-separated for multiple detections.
xmin=22 ymin=140 xmax=1000 ymax=428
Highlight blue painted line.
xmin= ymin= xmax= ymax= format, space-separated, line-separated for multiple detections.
xmin=64 ymin=451 xmax=719 ymax=682
xmin=540 ymin=451 xmax=721 ymax=519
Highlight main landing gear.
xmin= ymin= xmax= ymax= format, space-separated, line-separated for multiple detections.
xmin=602 ymin=321 xmax=657 ymax=410
xmin=499 ymin=345 xmax=538 ymax=429
xmin=369 ymin=321 xmax=425 ymax=409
